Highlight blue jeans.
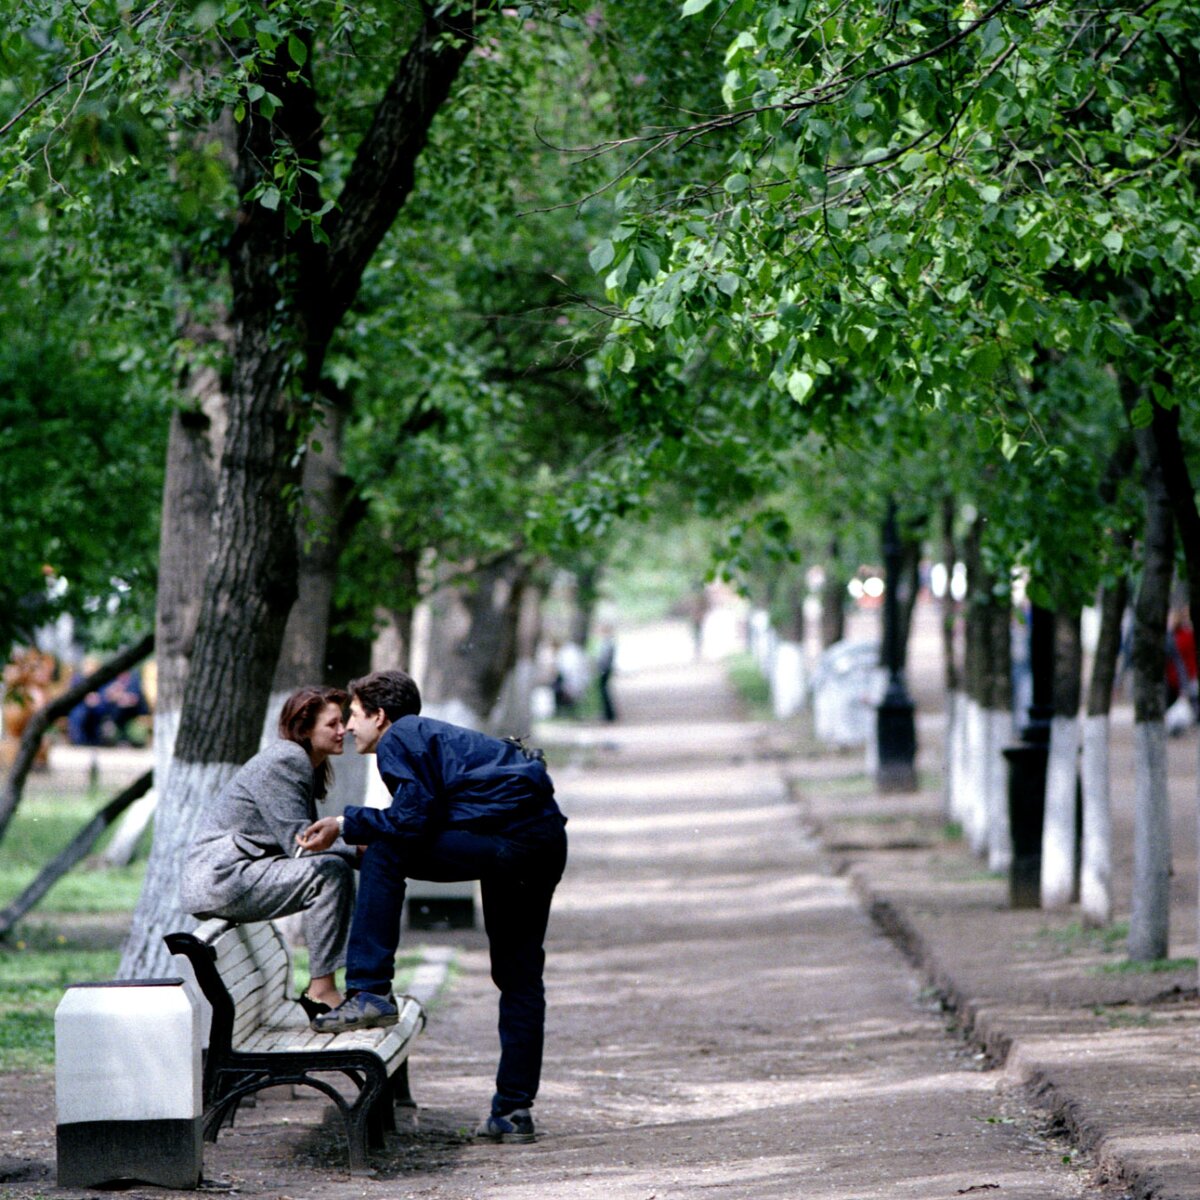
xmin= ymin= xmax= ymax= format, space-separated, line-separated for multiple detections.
xmin=346 ymin=815 xmax=567 ymax=1116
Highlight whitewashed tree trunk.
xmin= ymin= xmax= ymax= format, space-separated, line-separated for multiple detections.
xmin=1129 ymin=720 xmax=1171 ymax=960
xmin=489 ymin=581 xmax=544 ymax=738
xmin=1126 ymin=421 xmax=1174 ymax=961
xmin=1080 ymin=714 xmax=1113 ymax=926
xmin=1040 ymin=714 xmax=1080 ymax=908
xmin=771 ymin=640 xmax=807 ymax=719
xmin=964 ymin=696 xmax=988 ymax=857
xmin=984 ymin=707 xmax=1013 ymax=872
xmin=947 ymin=689 xmax=970 ymax=825
xmin=99 ymin=789 xmax=158 ymax=868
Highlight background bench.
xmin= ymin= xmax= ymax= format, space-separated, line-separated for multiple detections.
xmin=165 ymin=918 xmax=424 ymax=1173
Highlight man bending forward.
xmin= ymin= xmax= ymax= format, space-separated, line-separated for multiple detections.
xmin=298 ymin=670 xmax=568 ymax=1144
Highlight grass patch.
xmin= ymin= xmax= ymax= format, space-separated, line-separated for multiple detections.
xmin=1098 ymin=955 xmax=1196 ymax=975
xmin=1038 ymin=921 xmax=1129 ymax=954
xmin=0 ymin=941 xmax=123 ymax=1071
xmin=0 ymin=790 xmax=148 ymax=913
xmin=725 ymin=653 xmax=772 ymax=716
xmin=1092 ymin=1006 xmax=1155 ymax=1028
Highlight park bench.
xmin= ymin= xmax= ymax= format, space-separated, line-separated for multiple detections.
xmin=165 ymin=918 xmax=424 ymax=1173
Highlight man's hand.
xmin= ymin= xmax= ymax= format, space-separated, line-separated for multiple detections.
xmin=296 ymin=817 xmax=340 ymax=854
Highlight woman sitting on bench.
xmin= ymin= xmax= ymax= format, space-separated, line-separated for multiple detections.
xmin=180 ymin=686 xmax=357 ymax=1018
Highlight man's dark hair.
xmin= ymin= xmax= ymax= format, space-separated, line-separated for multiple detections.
xmin=348 ymin=670 xmax=422 ymax=722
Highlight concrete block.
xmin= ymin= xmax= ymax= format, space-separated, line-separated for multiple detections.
xmin=56 ymin=978 xmax=203 ymax=1188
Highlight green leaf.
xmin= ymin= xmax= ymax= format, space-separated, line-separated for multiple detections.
xmin=787 ymin=370 xmax=814 ymax=403
xmin=969 ymin=343 xmax=1002 ymax=378
xmin=716 ymin=272 xmax=740 ymax=296
xmin=725 ymin=173 xmax=751 ymax=195
xmin=588 ymin=239 xmax=615 ymax=272
xmin=259 ymin=186 xmax=282 ymax=212
xmin=1101 ymin=230 xmax=1124 ymax=255
xmin=681 ymin=0 xmax=716 ymax=14
xmin=287 ymin=33 xmax=308 ymax=67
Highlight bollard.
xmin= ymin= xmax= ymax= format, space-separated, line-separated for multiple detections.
xmin=56 ymin=978 xmax=203 ymax=1189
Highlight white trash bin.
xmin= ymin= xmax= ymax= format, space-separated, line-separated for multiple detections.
xmin=56 ymin=977 xmax=203 ymax=1188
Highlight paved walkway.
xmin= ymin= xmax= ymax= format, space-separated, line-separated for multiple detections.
xmin=249 ymin=643 xmax=1139 ymax=1199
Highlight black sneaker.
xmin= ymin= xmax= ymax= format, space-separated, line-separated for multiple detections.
xmin=476 ymin=1108 xmax=536 ymax=1143
xmin=311 ymin=990 xmax=398 ymax=1033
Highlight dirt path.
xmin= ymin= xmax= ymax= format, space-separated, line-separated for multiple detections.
xmin=1 ymin=648 xmax=1128 ymax=1199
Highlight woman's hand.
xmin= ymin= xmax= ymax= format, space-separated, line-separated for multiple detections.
xmin=296 ymin=816 xmax=340 ymax=853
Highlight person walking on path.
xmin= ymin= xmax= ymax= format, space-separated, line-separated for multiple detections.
xmin=297 ymin=669 xmax=568 ymax=1144
xmin=179 ymin=686 xmax=357 ymax=1016
xmin=595 ymin=623 xmax=618 ymax=722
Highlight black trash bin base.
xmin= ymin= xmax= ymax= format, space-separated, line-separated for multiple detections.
xmin=57 ymin=1117 xmax=203 ymax=1189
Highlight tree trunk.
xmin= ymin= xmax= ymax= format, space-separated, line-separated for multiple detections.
xmin=568 ymin=565 xmax=599 ymax=649
xmin=119 ymin=10 xmax=488 ymax=976
xmin=1147 ymin=399 xmax=1200 ymax=983
xmin=1079 ymin=436 xmax=1136 ymax=927
xmin=489 ymin=579 xmax=544 ymax=738
xmin=152 ymin=397 xmax=224 ymax=786
xmin=120 ymin=340 xmax=305 ymax=978
xmin=895 ymin=525 xmax=923 ymax=674
xmin=1127 ymin=424 xmax=1174 ymax=962
xmin=1040 ymin=611 xmax=1082 ymax=909
xmin=942 ymin=497 xmax=970 ymax=826
xmin=983 ymin=579 xmax=1013 ymax=873
xmin=271 ymin=398 xmax=348 ymax=693
xmin=821 ymin=536 xmax=846 ymax=648
xmin=960 ymin=519 xmax=988 ymax=852
xmin=421 ymin=557 xmax=527 ymax=730
xmin=1081 ymin=577 xmax=1127 ymax=927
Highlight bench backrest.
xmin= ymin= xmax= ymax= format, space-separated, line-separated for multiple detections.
xmin=208 ymin=921 xmax=292 ymax=1044
xmin=165 ymin=918 xmax=293 ymax=1063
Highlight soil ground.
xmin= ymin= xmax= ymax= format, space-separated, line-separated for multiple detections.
xmin=2 ymin=606 xmax=1195 ymax=1198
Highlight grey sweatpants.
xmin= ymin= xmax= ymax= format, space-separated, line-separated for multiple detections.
xmin=199 ymin=853 xmax=354 ymax=980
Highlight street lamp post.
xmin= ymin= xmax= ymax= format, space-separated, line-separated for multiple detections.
xmin=876 ymin=500 xmax=917 ymax=792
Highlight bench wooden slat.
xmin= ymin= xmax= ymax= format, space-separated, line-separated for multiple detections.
xmin=165 ymin=917 xmax=424 ymax=1173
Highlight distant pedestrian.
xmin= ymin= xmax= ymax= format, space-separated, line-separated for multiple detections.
xmin=595 ymin=624 xmax=617 ymax=722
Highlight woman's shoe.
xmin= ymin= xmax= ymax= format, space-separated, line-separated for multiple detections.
xmin=297 ymin=991 xmax=332 ymax=1020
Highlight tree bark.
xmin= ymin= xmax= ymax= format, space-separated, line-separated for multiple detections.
xmin=152 ymin=395 xmax=224 ymax=784
xmin=941 ymin=494 xmax=964 ymax=821
xmin=983 ymin=572 xmax=1013 ymax=873
xmin=1127 ymin=423 xmax=1174 ymax=962
xmin=1080 ymin=435 xmax=1136 ymax=927
xmin=420 ymin=557 xmax=527 ymax=730
xmin=1147 ymin=399 xmax=1200 ymax=981
xmin=1040 ymin=610 xmax=1081 ymax=909
xmin=821 ymin=536 xmax=847 ymax=648
xmin=1081 ymin=578 xmax=1126 ymax=927
xmin=121 ymin=12 xmax=489 ymax=976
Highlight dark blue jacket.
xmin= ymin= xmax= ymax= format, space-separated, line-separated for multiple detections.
xmin=342 ymin=715 xmax=560 ymax=844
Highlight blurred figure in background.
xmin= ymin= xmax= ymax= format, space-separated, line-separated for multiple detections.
xmin=595 ymin=624 xmax=617 ymax=723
